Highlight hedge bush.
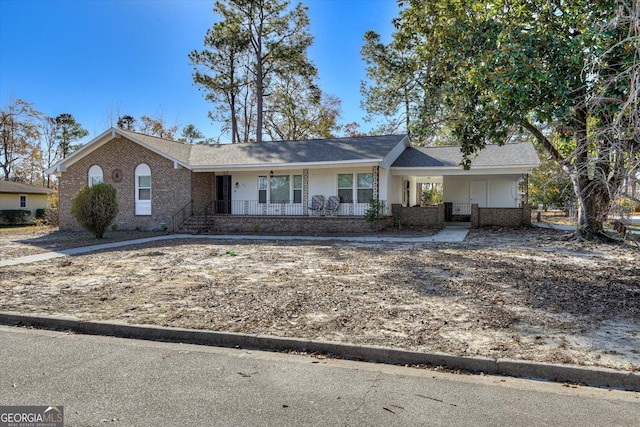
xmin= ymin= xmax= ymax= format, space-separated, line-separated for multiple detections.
xmin=70 ymin=184 xmax=119 ymax=238
xmin=44 ymin=208 xmax=59 ymax=226
xmin=0 ymin=209 xmax=31 ymax=225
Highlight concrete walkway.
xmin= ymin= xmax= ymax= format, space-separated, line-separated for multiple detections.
xmin=0 ymin=227 xmax=470 ymax=267
xmin=531 ymin=222 xmax=576 ymax=231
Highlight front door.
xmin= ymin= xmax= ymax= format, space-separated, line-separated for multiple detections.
xmin=216 ymin=175 xmax=232 ymax=214
xmin=470 ymin=180 xmax=487 ymax=208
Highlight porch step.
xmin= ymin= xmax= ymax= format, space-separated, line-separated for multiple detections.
xmin=177 ymin=215 xmax=216 ymax=234
xmin=444 ymin=222 xmax=471 ymax=229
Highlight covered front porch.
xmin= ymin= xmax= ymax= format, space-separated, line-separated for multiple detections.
xmin=387 ymin=172 xmax=532 ymax=228
xmin=179 ymin=166 xmax=390 ymax=222
xmin=387 ymin=142 xmax=539 ymax=228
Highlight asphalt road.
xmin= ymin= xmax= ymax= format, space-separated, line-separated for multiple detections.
xmin=1 ymin=326 xmax=638 ymax=426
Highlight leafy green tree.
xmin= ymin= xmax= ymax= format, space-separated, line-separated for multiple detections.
xmin=13 ymin=144 xmax=43 ymax=185
xmin=393 ymin=0 xmax=639 ymax=239
xmin=138 ymin=115 xmax=178 ymax=140
xmin=117 ymin=115 xmax=136 ymax=130
xmin=70 ymin=183 xmax=119 ymax=239
xmin=40 ymin=116 xmax=60 ymax=187
xmin=360 ymin=30 xmax=428 ymax=142
xmin=343 ymin=122 xmax=367 ymax=137
xmin=190 ymin=6 xmax=250 ymax=143
xmin=529 ymin=145 xmax=574 ymax=209
xmin=191 ymin=0 xmax=320 ymax=143
xmin=0 ymin=98 xmax=41 ymax=181
xmin=179 ymin=124 xmax=206 ymax=144
xmin=264 ymin=75 xmax=341 ymax=140
xmin=55 ymin=113 xmax=88 ymax=158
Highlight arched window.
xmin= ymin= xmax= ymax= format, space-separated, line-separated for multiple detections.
xmin=135 ymin=163 xmax=151 ymax=215
xmin=88 ymin=165 xmax=103 ymax=187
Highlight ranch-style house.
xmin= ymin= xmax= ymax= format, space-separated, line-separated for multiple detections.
xmin=47 ymin=127 xmax=540 ymax=234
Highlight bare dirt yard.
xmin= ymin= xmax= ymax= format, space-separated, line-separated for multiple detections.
xmin=1 ymin=226 xmax=639 ymax=372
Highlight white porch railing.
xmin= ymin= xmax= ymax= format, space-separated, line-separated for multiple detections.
xmin=206 ymin=200 xmax=387 ymax=216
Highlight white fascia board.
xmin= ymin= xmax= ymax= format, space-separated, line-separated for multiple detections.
xmin=45 ymin=128 xmax=117 ymax=174
xmin=45 ymin=164 xmax=67 ymax=176
xmin=47 ymin=127 xmax=192 ymax=173
xmin=190 ymin=159 xmax=382 ymax=172
xmin=119 ymin=132 xmax=192 ymax=171
xmin=391 ymin=165 xmax=539 ymax=176
xmin=380 ymin=135 xmax=412 ymax=169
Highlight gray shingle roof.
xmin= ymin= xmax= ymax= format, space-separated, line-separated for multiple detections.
xmin=117 ymin=129 xmax=193 ymax=165
xmin=118 ymin=129 xmax=408 ymax=167
xmin=188 ymin=135 xmax=408 ymax=167
xmin=0 ymin=180 xmax=56 ymax=194
xmin=391 ymin=142 xmax=540 ymax=168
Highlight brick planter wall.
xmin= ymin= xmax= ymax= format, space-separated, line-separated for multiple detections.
xmin=392 ymin=204 xmax=445 ymax=228
xmin=472 ymin=204 xmax=532 ymax=227
xmin=209 ymin=215 xmax=394 ymax=234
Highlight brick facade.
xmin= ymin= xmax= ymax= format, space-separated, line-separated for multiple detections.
xmin=57 ymin=133 xmax=533 ymax=233
xmin=59 ymin=137 xmax=192 ymax=231
xmin=388 ymin=203 xmax=530 ymax=229
xmin=191 ymin=171 xmax=214 ymax=214
xmin=471 ymin=204 xmax=532 ymax=227
xmin=209 ymin=215 xmax=394 ymax=234
xmin=392 ymin=204 xmax=445 ymax=228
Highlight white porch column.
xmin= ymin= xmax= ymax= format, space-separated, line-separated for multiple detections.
xmin=303 ymin=168 xmax=309 ymax=215
xmin=372 ymin=166 xmax=379 ymax=200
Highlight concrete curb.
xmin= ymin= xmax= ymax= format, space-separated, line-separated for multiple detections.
xmin=1 ymin=312 xmax=638 ymax=392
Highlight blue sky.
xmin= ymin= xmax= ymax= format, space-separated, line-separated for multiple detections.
xmin=0 ymin=0 xmax=399 ymax=143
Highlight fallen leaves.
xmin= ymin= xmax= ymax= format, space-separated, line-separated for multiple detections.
xmin=1 ymin=228 xmax=639 ymax=371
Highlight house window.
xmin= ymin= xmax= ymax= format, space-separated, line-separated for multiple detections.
xmin=258 ymin=176 xmax=267 ymax=203
xmin=258 ymin=174 xmax=300 ymax=203
xmin=357 ymin=173 xmax=373 ymax=203
xmin=293 ymin=175 xmax=302 ymax=203
xmin=338 ymin=173 xmax=354 ymax=203
xmin=88 ymin=165 xmax=103 ymax=187
xmin=270 ymin=175 xmax=290 ymax=203
xmin=338 ymin=173 xmax=374 ymax=203
xmin=135 ymin=163 xmax=151 ymax=215
xmin=19 ymin=195 xmax=27 ymax=208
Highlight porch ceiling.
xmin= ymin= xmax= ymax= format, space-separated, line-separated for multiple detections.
xmin=390 ymin=166 xmax=535 ymax=176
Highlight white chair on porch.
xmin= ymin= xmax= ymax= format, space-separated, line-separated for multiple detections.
xmin=309 ymin=195 xmax=325 ymax=216
xmin=325 ymin=196 xmax=340 ymax=216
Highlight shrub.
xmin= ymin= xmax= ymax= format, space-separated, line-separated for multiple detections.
xmin=44 ymin=208 xmax=59 ymax=226
xmin=35 ymin=208 xmax=46 ymax=219
xmin=0 ymin=209 xmax=30 ymax=225
xmin=70 ymin=184 xmax=119 ymax=238
xmin=364 ymin=199 xmax=383 ymax=229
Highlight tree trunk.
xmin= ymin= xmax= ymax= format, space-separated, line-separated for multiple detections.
xmin=572 ymin=173 xmax=612 ymax=238
xmin=229 ymin=59 xmax=238 ymax=144
xmin=255 ymin=19 xmax=263 ymax=143
xmin=571 ymin=106 xmax=614 ymax=239
xmin=523 ymin=114 xmax=616 ymax=240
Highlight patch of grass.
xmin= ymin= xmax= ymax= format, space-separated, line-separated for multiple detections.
xmin=0 ymin=224 xmax=53 ymax=233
